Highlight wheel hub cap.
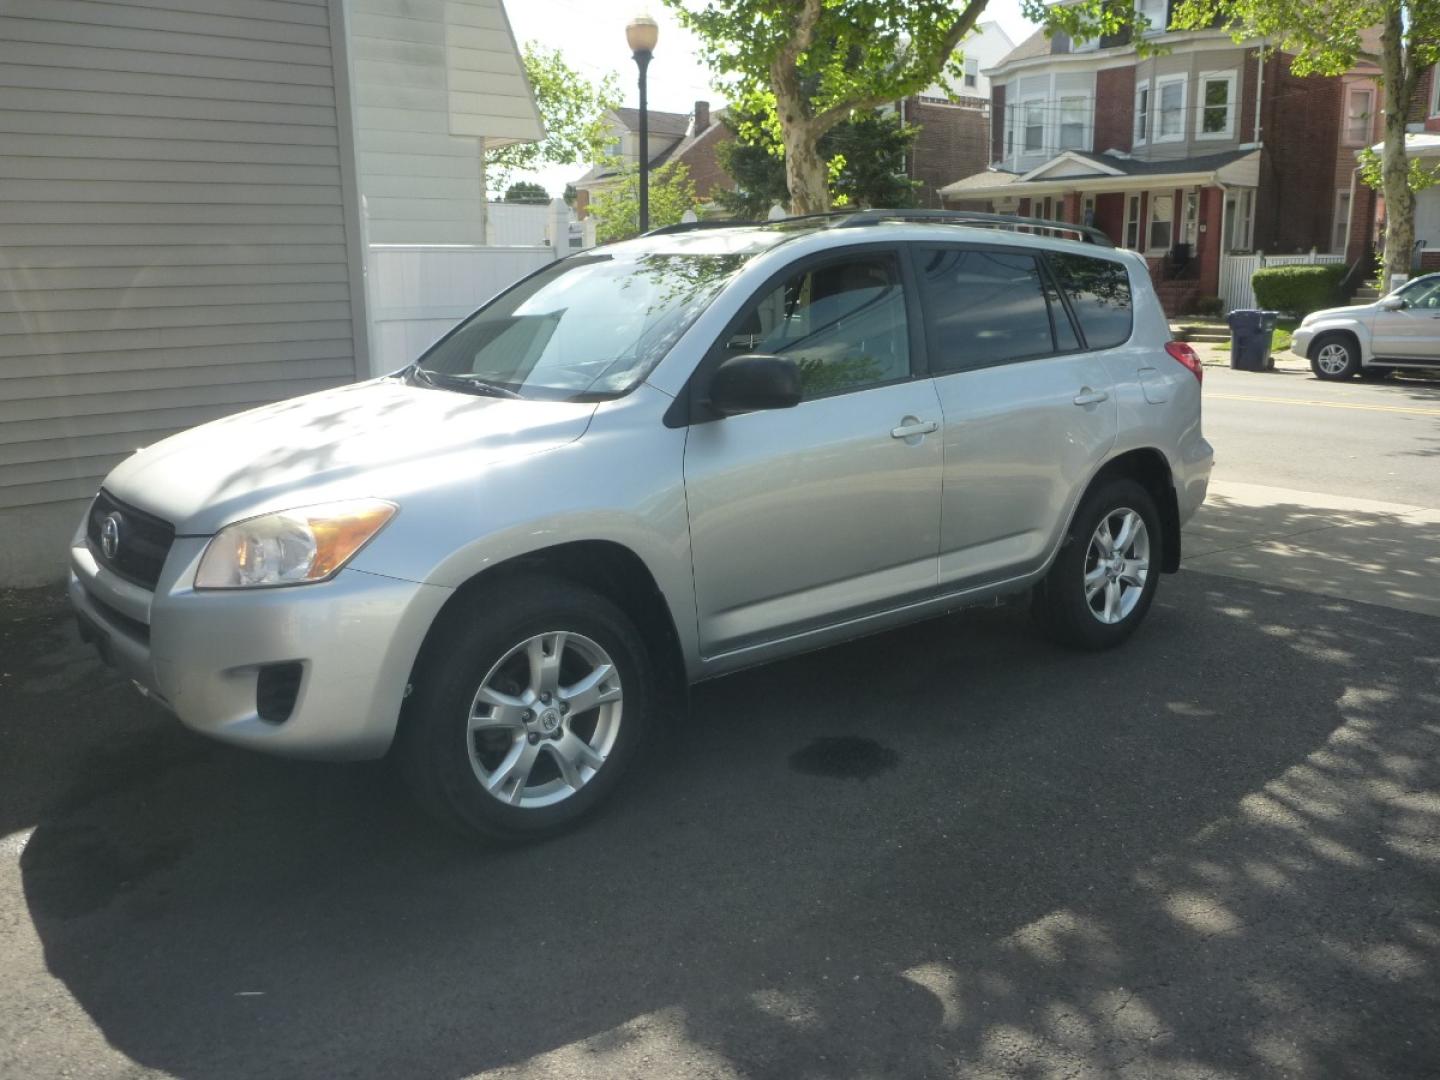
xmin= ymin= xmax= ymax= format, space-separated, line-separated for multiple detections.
xmin=1084 ymin=507 xmax=1151 ymax=625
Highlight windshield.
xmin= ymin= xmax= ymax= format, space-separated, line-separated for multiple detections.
xmin=411 ymin=251 xmax=750 ymax=400
xmin=1395 ymin=275 xmax=1440 ymax=307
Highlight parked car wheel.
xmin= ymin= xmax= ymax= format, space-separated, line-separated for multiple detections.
xmin=399 ymin=574 xmax=652 ymax=841
xmin=1310 ymin=334 xmax=1360 ymax=380
xmin=1032 ymin=478 xmax=1162 ymax=650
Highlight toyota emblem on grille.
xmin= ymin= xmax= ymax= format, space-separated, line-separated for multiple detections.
xmin=100 ymin=512 xmax=123 ymax=560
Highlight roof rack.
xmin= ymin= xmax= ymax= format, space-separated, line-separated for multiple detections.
xmin=832 ymin=209 xmax=1114 ymax=247
xmin=643 ymin=209 xmax=1113 ymax=247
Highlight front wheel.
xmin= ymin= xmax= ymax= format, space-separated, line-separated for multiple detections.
xmin=1310 ymin=334 xmax=1360 ymax=380
xmin=1032 ymin=478 xmax=1162 ymax=650
xmin=399 ymin=574 xmax=653 ymax=841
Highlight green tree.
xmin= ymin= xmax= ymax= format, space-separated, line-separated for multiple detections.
xmin=1027 ymin=0 xmax=1440 ymax=289
xmin=664 ymin=0 xmax=988 ymax=214
xmin=590 ymin=160 xmax=701 ymax=243
xmin=715 ymin=107 xmax=919 ymax=217
xmin=504 ymin=181 xmax=551 ymax=204
xmin=487 ymin=43 xmax=621 ymax=192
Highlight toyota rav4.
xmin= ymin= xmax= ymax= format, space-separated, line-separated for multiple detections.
xmin=69 ymin=211 xmax=1213 ymax=840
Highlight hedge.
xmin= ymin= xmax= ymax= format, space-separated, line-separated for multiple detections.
xmin=1250 ymin=264 xmax=1347 ymax=316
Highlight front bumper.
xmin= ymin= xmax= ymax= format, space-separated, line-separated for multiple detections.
xmin=1291 ymin=326 xmax=1314 ymax=358
xmin=68 ymin=531 xmax=451 ymax=760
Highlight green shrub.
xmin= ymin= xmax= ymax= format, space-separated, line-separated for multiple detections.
xmin=1250 ymin=264 xmax=1346 ymax=316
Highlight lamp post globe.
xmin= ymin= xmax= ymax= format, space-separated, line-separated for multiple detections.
xmin=626 ymin=14 xmax=658 ymax=233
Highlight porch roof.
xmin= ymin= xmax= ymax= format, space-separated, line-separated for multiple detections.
xmin=941 ymin=149 xmax=1261 ymax=200
xmin=1366 ymin=133 xmax=1440 ymax=158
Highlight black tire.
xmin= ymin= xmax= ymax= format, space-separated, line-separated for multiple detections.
xmin=1031 ymin=477 xmax=1163 ymax=650
xmin=1309 ymin=333 xmax=1360 ymax=380
xmin=398 ymin=573 xmax=653 ymax=842
xmin=1357 ymin=366 xmax=1393 ymax=381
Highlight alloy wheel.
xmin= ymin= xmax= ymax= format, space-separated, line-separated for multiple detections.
xmin=1315 ymin=343 xmax=1351 ymax=376
xmin=466 ymin=630 xmax=623 ymax=808
xmin=1084 ymin=508 xmax=1150 ymax=625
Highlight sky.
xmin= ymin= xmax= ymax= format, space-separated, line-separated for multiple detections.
xmin=500 ymin=0 xmax=1039 ymax=196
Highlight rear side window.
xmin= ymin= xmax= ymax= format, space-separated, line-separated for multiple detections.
xmin=1047 ymin=253 xmax=1133 ymax=350
xmin=915 ymin=247 xmax=1073 ymax=372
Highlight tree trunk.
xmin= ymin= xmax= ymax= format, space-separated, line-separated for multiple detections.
xmin=1379 ymin=1 xmax=1415 ymax=289
xmin=783 ymin=125 xmax=830 ymax=215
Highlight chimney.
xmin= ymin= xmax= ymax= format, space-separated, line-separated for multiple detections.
xmin=693 ymin=100 xmax=710 ymax=134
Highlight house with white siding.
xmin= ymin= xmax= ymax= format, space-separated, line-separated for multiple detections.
xmin=0 ymin=0 xmax=544 ymax=586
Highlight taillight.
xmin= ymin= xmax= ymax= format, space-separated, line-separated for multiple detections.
xmin=1165 ymin=341 xmax=1203 ymax=383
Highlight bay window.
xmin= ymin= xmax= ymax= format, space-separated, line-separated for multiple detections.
xmin=1059 ymin=96 xmax=1088 ymax=150
xmin=1134 ymin=85 xmax=1150 ymax=144
xmin=1199 ymin=72 xmax=1236 ymax=139
xmin=1156 ymin=77 xmax=1185 ymax=142
xmin=1023 ymin=100 xmax=1044 ymax=152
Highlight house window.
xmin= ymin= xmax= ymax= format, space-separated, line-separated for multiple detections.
xmin=1137 ymin=0 xmax=1167 ymax=35
xmin=1134 ymin=85 xmax=1150 ymax=144
xmin=1156 ymin=77 xmax=1186 ymax=142
xmin=1148 ymin=193 xmax=1175 ymax=252
xmin=1124 ymin=194 xmax=1142 ymax=249
xmin=1344 ymin=87 xmax=1373 ymax=145
xmin=1082 ymin=195 xmax=1096 ymax=227
xmin=1199 ymin=72 xmax=1236 ymax=139
xmin=1333 ymin=189 xmax=1352 ymax=253
xmin=964 ymin=58 xmax=979 ymax=91
xmin=1235 ymin=188 xmax=1255 ymax=249
xmin=1024 ymin=100 xmax=1045 ymax=151
xmin=1073 ymin=34 xmax=1099 ymax=53
xmin=1059 ymin=96 xmax=1088 ymax=150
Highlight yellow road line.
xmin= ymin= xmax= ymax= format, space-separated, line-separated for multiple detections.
xmin=1207 ymin=392 xmax=1440 ymax=418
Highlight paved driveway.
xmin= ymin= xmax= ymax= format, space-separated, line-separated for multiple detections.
xmin=2 ymin=364 xmax=1438 ymax=1079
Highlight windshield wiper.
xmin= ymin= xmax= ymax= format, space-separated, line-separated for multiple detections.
xmin=406 ymin=366 xmax=523 ymax=399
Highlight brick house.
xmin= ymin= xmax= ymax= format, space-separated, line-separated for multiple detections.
xmin=571 ymin=102 xmax=732 ymax=216
xmin=939 ymin=6 xmax=1383 ymax=314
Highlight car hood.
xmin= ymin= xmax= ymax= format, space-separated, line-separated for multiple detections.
xmin=1305 ymin=301 xmax=1377 ymax=324
xmin=103 ymin=377 xmax=598 ymax=535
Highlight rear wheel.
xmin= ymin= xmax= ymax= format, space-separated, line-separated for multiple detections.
xmin=399 ymin=574 xmax=652 ymax=841
xmin=1032 ymin=478 xmax=1162 ymax=650
xmin=1310 ymin=334 xmax=1360 ymax=380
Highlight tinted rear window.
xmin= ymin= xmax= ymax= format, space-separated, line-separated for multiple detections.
xmin=915 ymin=247 xmax=1063 ymax=371
xmin=1048 ymin=253 xmax=1133 ymax=350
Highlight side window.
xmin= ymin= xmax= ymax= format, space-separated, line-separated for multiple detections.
xmin=722 ymin=253 xmax=910 ymax=398
xmin=914 ymin=247 xmax=1064 ymax=372
xmin=1047 ymin=253 xmax=1134 ymax=349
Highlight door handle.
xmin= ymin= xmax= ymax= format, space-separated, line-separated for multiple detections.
xmin=891 ymin=418 xmax=939 ymax=439
xmin=1073 ymin=388 xmax=1109 ymax=406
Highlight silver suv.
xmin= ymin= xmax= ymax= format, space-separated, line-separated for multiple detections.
xmin=69 ymin=211 xmax=1213 ymax=840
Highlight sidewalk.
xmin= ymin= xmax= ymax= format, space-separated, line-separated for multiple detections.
xmin=1182 ymin=480 xmax=1440 ymax=617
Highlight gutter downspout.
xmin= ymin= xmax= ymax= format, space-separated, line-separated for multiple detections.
xmin=1253 ymin=41 xmax=1265 ymax=146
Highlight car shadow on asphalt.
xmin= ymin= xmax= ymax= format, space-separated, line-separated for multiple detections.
xmin=5 ymin=572 xmax=1440 ymax=1078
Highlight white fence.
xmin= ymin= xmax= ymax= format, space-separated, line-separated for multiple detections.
xmin=487 ymin=201 xmax=558 ymax=246
xmin=367 ymin=245 xmax=557 ymax=373
xmin=1219 ymin=251 xmax=1346 ymax=313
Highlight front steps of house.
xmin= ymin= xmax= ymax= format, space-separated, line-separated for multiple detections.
xmin=1351 ymin=281 xmax=1381 ymax=305
xmin=1154 ymin=280 xmax=1200 ymax=317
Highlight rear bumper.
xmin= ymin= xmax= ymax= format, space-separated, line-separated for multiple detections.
xmin=68 ymin=532 xmax=451 ymax=760
xmin=1175 ymin=435 xmax=1214 ymax=527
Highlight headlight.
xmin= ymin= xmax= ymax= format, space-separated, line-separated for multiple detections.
xmin=195 ymin=499 xmax=397 ymax=589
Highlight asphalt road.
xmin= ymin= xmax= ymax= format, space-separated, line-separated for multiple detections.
xmin=2 ymin=366 xmax=1438 ymax=1079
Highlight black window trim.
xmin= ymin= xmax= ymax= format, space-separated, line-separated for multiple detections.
xmin=666 ymin=242 xmax=928 ymax=427
xmin=906 ymin=240 xmax=1091 ymax=378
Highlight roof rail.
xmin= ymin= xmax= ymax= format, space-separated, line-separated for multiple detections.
xmin=833 ymin=209 xmax=1114 ymax=247
xmin=639 ymin=208 xmax=1115 ymax=247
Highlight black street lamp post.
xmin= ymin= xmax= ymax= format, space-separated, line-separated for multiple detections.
xmin=626 ymin=14 xmax=659 ymax=233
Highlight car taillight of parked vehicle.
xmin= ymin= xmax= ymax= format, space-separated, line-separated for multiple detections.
xmin=1165 ymin=341 xmax=1204 ymax=384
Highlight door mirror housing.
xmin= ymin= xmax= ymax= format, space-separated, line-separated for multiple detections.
xmin=1379 ymin=296 xmax=1407 ymax=311
xmin=706 ymin=354 xmax=803 ymax=417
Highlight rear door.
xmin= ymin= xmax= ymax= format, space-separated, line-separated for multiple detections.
xmin=912 ymin=243 xmax=1119 ymax=589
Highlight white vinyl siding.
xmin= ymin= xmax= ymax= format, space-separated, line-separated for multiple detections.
xmin=0 ymin=0 xmax=361 ymax=519
xmin=349 ymin=0 xmax=542 ymax=243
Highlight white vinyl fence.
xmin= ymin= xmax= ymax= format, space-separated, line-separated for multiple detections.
xmin=366 ymin=200 xmax=596 ymax=372
xmin=1219 ymin=250 xmax=1346 ymax=313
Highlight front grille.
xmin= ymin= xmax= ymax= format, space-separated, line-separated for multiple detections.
xmin=256 ymin=662 xmax=304 ymax=725
xmin=86 ymin=490 xmax=175 ymax=590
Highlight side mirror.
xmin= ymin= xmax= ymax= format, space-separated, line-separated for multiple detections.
xmin=1380 ymin=296 xmax=1407 ymax=311
xmin=706 ymin=354 xmax=803 ymax=417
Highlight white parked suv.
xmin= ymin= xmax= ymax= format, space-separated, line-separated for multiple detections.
xmin=1292 ymin=272 xmax=1440 ymax=379
xmin=69 ymin=211 xmax=1213 ymax=840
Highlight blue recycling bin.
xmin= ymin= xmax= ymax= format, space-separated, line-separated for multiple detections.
xmin=1227 ymin=309 xmax=1277 ymax=370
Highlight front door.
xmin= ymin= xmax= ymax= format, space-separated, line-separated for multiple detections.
xmin=911 ymin=244 xmax=1119 ymax=588
xmin=684 ymin=248 xmax=944 ymax=658
xmin=1370 ymin=277 xmax=1440 ymax=359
